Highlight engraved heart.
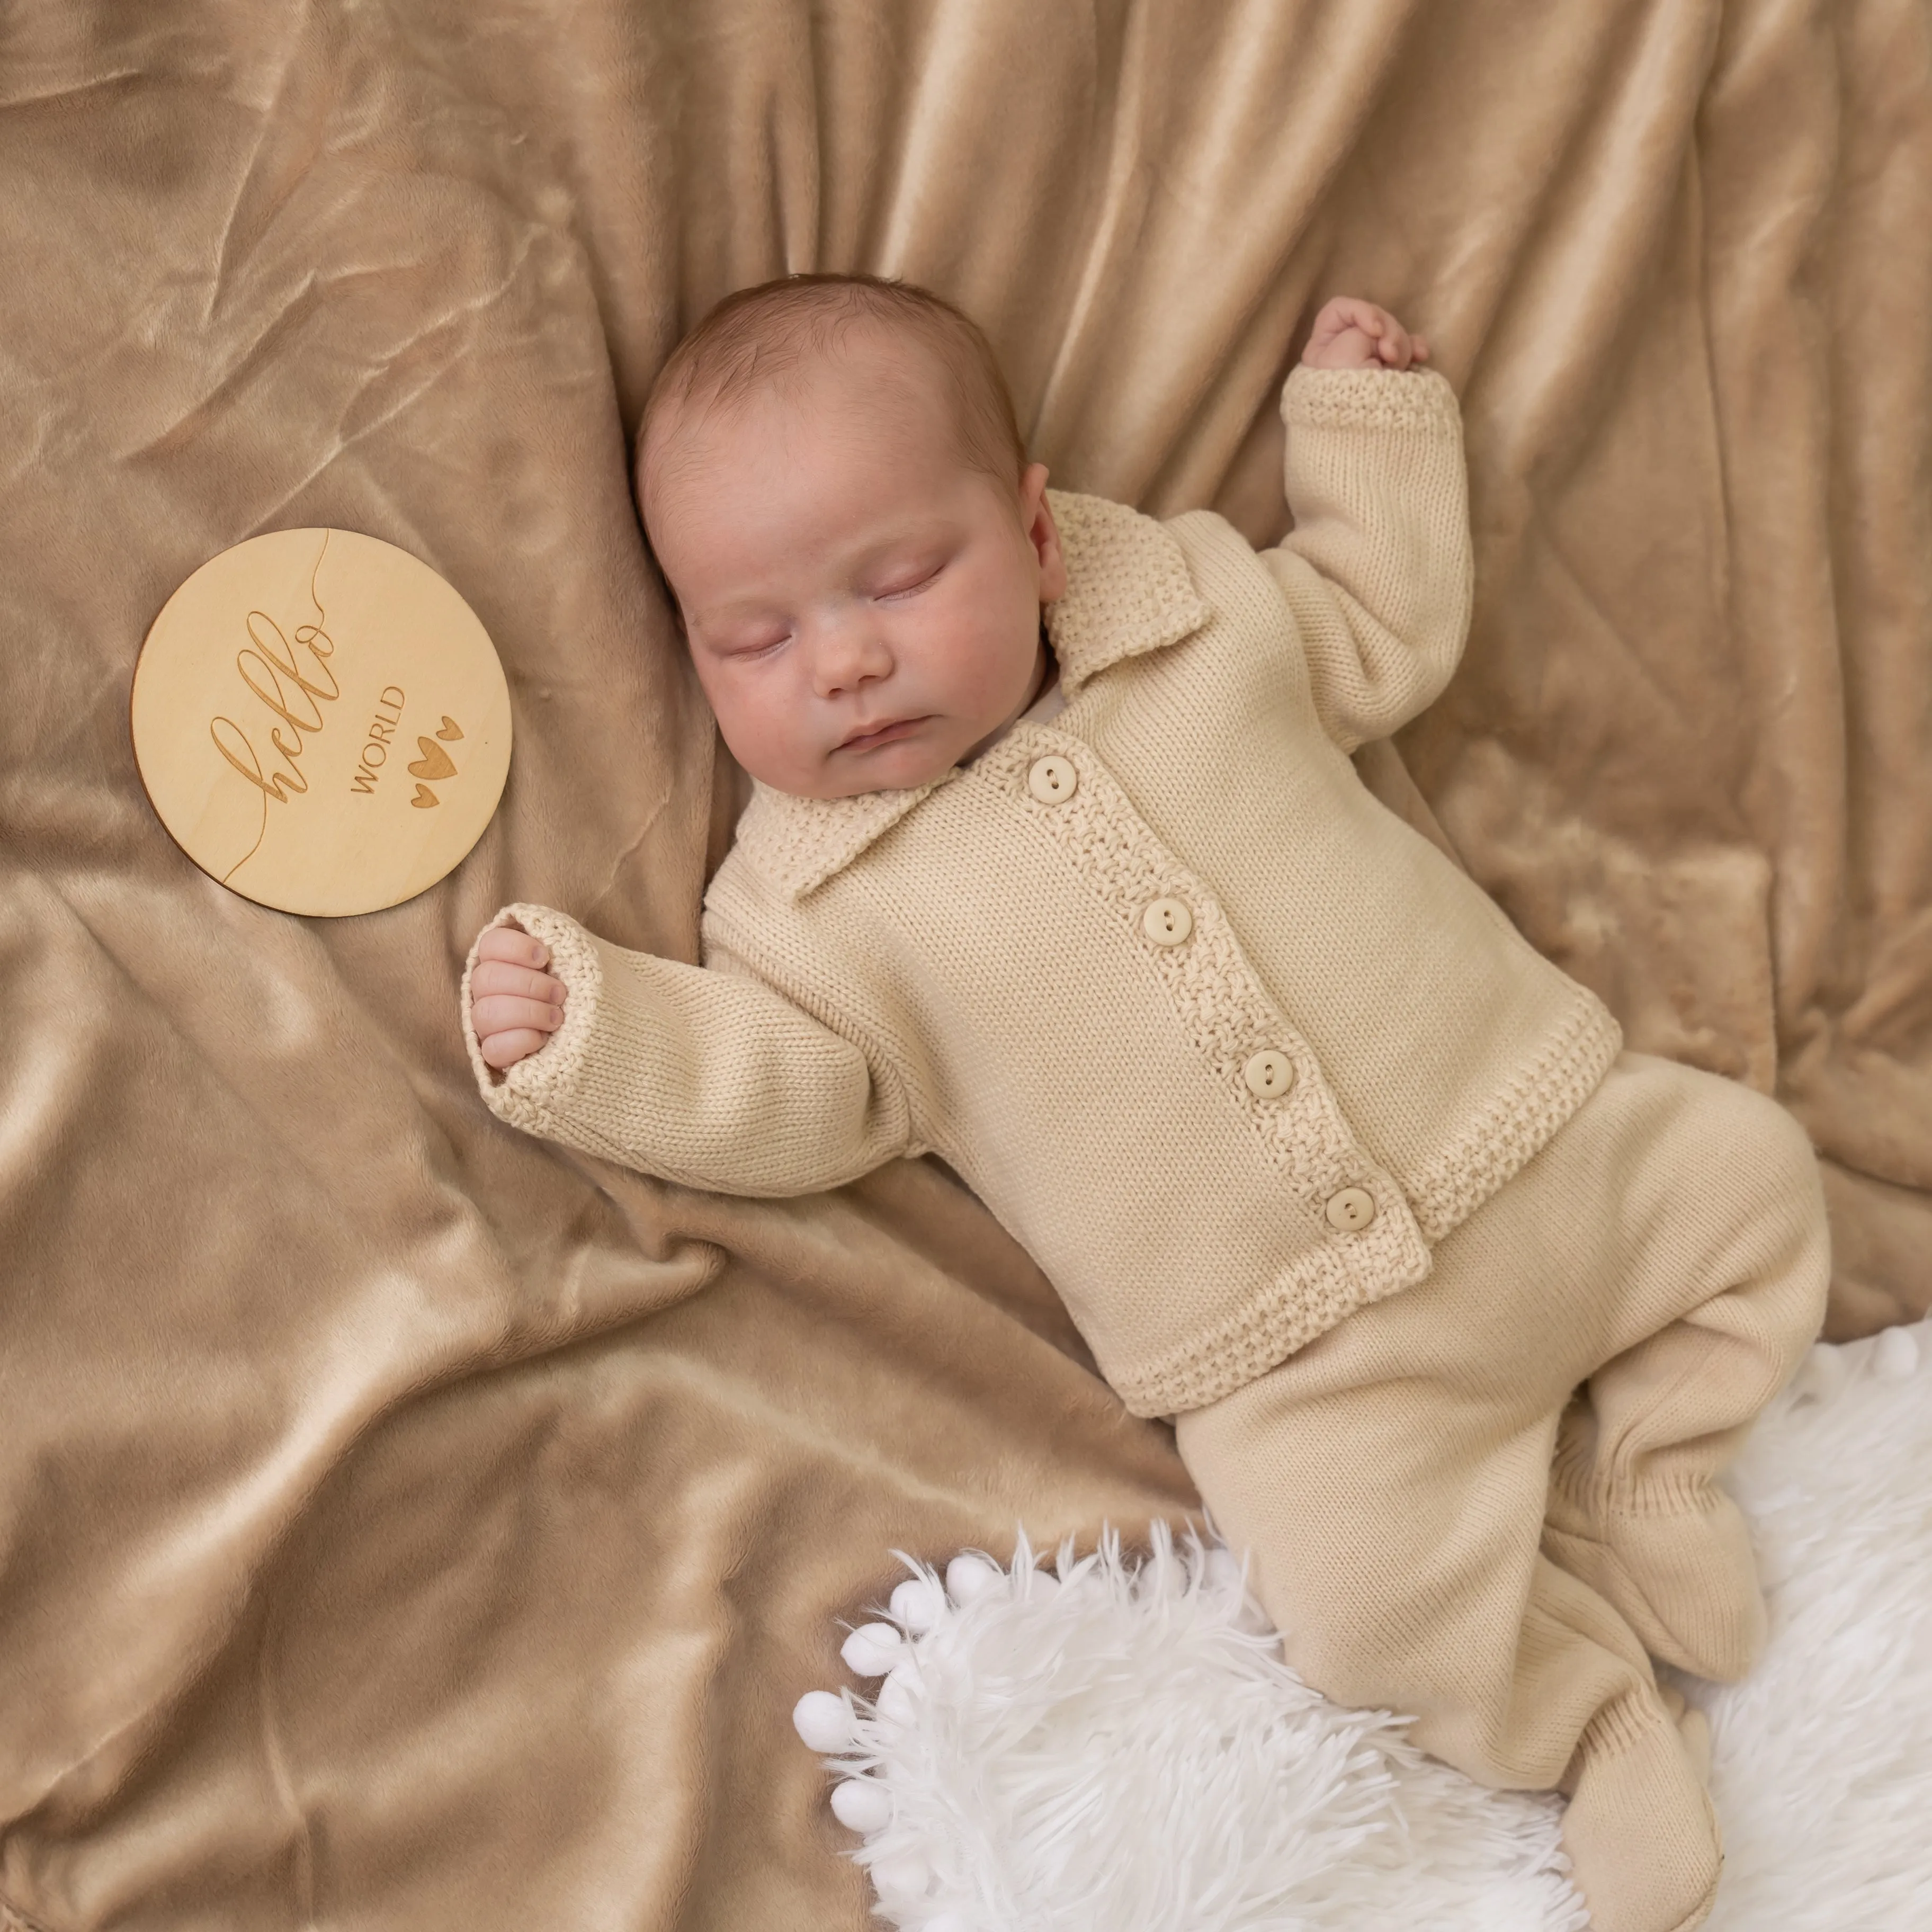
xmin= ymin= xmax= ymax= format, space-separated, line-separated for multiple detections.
xmin=411 ymin=784 xmax=440 ymax=809
xmin=407 ymin=738 xmax=457 ymax=781
xmin=436 ymin=715 xmax=463 ymax=741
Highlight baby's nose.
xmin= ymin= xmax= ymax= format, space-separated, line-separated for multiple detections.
xmin=811 ymin=624 xmax=893 ymax=696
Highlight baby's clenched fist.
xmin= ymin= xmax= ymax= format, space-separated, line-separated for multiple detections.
xmin=1302 ymin=297 xmax=1429 ymax=373
xmin=470 ymin=924 xmax=567 ymax=1070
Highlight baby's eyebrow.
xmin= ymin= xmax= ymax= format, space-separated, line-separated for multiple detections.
xmin=686 ymin=594 xmax=790 ymax=630
xmin=847 ymin=529 xmax=956 ymax=580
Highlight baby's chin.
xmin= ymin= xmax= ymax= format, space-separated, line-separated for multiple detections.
xmin=744 ymin=731 xmax=963 ymax=800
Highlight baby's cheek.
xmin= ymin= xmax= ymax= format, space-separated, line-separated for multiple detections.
xmin=702 ymin=669 xmax=802 ymax=785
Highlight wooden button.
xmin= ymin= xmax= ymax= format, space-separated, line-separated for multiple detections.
xmin=1142 ymin=897 xmax=1193 ymax=947
xmin=1026 ymin=755 xmax=1079 ymax=804
xmin=1243 ymin=1050 xmax=1295 ymax=1098
xmin=1325 ymin=1187 xmax=1378 ymax=1232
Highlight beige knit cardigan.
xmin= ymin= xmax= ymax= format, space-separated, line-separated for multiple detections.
xmin=463 ymin=365 xmax=1621 ymax=1418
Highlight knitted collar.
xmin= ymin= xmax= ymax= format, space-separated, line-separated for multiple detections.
xmin=731 ymin=489 xmax=1210 ymax=899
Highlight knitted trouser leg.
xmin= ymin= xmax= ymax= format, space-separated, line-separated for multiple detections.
xmin=1538 ymin=1060 xmax=1829 ymax=1683
xmin=1169 ymin=1052 xmax=1829 ymax=1932
xmin=1175 ymin=1345 xmax=1720 ymax=1932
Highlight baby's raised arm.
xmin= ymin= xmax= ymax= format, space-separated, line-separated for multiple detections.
xmin=469 ymin=924 xmax=566 ymax=1069
xmin=1256 ymin=297 xmax=1471 ymax=752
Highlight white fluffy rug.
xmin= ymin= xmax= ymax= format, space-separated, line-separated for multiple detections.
xmin=793 ymin=1319 xmax=1932 ymax=1929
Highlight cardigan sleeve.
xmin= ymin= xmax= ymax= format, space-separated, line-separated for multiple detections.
xmin=1256 ymin=365 xmax=1474 ymax=753
xmin=460 ymin=902 xmax=913 ymax=1195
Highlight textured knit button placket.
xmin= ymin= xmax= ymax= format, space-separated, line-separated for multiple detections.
xmin=1026 ymin=755 xmax=1079 ymax=804
xmin=1142 ymin=897 xmax=1193 ymax=946
xmin=1324 ymin=1187 xmax=1378 ymax=1232
xmin=1242 ymin=1050 xmax=1294 ymax=1099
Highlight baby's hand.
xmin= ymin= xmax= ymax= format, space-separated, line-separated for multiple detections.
xmin=1302 ymin=297 xmax=1430 ymax=372
xmin=470 ymin=924 xmax=567 ymax=1070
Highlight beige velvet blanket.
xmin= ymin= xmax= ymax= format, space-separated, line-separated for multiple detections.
xmin=3 ymin=1 xmax=1928 ymax=1924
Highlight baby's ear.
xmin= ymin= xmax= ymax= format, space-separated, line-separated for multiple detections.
xmin=1024 ymin=464 xmax=1069 ymax=604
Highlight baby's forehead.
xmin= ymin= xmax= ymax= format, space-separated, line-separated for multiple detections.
xmin=663 ymin=321 xmax=951 ymax=441
xmin=643 ymin=326 xmax=968 ymax=506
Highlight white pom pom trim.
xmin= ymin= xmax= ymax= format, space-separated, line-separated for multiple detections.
xmin=890 ymin=1577 xmax=945 ymax=1633
xmin=842 ymin=1622 xmax=907 ymax=1677
xmin=945 ymin=1553 xmax=1005 ymax=1605
xmin=831 ymin=1776 xmax=894 ymax=1833
xmin=790 ymin=1688 xmax=854 ymax=1754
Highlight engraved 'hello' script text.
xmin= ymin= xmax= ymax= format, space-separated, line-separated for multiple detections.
xmin=209 ymin=612 xmax=341 ymax=802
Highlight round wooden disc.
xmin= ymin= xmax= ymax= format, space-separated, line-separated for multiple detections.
xmin=131 ymin=529 xmax=512 ymax=917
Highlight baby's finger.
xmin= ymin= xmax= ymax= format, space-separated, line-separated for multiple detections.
xmin=1339 ymin=298 xmax=1387 ymax=337
xmin=471 ymin=960 xmax=565 ymax=1004
xmin=472 ymin=991 xmax=566 ymax=1039
xmin=477 ymin=925 xmax=551 ymax=971
xmin=1313 ymin=296 xmax=1370 ymax=343
xmin=479 ymin=1027 xmax=550 ymax=1070
xmin=1412 ymin=335 xmax=1430 ymax=363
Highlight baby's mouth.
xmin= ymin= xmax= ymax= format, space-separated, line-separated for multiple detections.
xmin=838 ymin=715 xmax=928 ymax=752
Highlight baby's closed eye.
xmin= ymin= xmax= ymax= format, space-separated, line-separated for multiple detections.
xmin=869 ymin=560 xmax=944 ymax=601
xmin=718 ymin=628 xmax=793 ymax=659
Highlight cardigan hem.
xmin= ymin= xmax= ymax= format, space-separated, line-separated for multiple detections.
xmin=1404 ymin=991 xmax=1623 ymax=1242
xmin=1107 ymin=1223 xmax=1433 ymax=1418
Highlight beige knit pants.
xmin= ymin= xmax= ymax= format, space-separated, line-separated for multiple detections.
xmin=1174 ymin=1053 xmax=1829 ymax=1932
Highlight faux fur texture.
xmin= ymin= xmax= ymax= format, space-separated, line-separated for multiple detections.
xmin=797 ymin=1320 xmax=1932 ymax=1929
xmin=1690 ymin=1318 xmax=1932 ymax=1930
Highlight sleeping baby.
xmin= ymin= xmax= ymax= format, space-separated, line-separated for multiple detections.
xmin=461 ymin=273 xmax=1828 ymax=1932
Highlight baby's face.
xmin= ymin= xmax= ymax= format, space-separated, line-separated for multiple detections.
xmin=644 ymin=340 xmax=1064 ymax=799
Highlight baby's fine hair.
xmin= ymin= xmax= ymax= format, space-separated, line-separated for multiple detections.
xmin=639 ymin=272 xmax=1027 ymax=494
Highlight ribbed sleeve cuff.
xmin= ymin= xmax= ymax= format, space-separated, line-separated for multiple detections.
xmin=1282 ymin=364 xmax=1460 ymax=436
xmin=461 ymin=901 xmax=606 ymax=1135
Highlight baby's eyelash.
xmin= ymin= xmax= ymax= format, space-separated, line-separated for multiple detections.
xmin=875 ymin=565 xmax=942 ymax=600
xmin=727 ymin=631 xmax=792 ymax=659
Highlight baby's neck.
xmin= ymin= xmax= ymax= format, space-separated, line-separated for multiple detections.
xmin=962 ymin=632 xmax=1056 ymax=767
